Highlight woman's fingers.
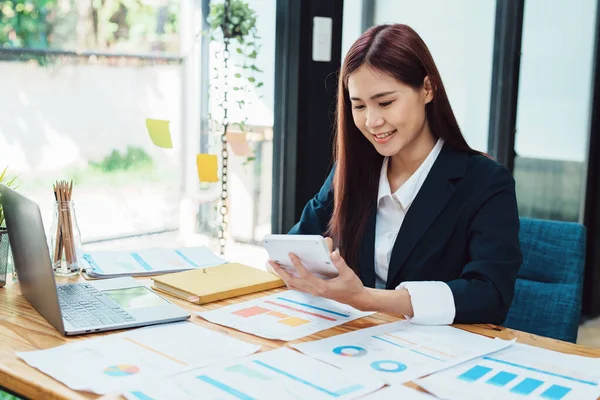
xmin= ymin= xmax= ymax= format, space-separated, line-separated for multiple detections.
xmin=324 ymin=237 xmax=334 ymax=253
xmin=271 ymin=260 xmax=312 ymax=292
xmin=289 ymin=253 xmax=328 ymax=296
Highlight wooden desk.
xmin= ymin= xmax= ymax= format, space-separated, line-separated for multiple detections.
xmin=2 ymin=276 xmax=600 ymax=400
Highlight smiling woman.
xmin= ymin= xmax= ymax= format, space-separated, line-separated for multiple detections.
xmin=269 ymin=24 xmax=522 ymax=327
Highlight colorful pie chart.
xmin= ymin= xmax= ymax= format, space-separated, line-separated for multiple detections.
xmin=332 ymin=345 xmax=368 ymax=357
xmin=370 ymin=360 xmax=407 ymax=373
xmin=103 ymin=364 xmax=141 ymax=377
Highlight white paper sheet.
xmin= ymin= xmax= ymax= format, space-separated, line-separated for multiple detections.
xmin=361 ymin=385 xmax=436 ymax=399
xmin=416 ymin=342 xmax=600 ymax=400
xmin=17 ymin=322 xmax=260 ymax=394
xmin=125 ymin=347 xmax=385 ymax=400
xmin=291 ymin=320 xmax=513 ymax=384
xmin=82 ymin=246 xmax=225 ymax=278
xmin=197 ymin=290 xmax=374 ymax=341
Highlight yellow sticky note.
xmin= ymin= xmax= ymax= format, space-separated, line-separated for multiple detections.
xmin=226 ymin=131 xmax=251 ymax=156
xmin=145 ymin=118 xmax=173 ymax=148
xmin=196 ymin=154 xmax=219 ymax=182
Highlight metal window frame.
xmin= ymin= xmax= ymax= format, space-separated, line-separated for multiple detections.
xmin=361 ymin=0 xmax=375 ymax=33
xmin=487 ymin=0 xmax=524 ymax=172
xmin=583 ymin=2 xmax=600 ymax=318
xmin=272 ymin=0 xmax=302 ymax=234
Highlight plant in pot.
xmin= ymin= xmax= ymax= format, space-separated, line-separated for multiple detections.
xmin=0 ymin=167 xmax=19 ymax=287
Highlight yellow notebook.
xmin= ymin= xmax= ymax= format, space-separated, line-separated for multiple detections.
xmin=151 ymin=263 xmax=285 ymax=304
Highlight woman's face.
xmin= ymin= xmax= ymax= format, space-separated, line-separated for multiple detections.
xmin=347 ymin=65 xmax=433 ymax=158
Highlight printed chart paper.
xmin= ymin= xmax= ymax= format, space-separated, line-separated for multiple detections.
xmin=125 ymin=347 xmax=385 ymax=400
xmin=17 ymin=322 xmax=260 ymax=394
xmin=417 ymin=342 xmax=600 ymax=400
xmin=361 ymin=385 xmax=436 ymax=399
xmin=291 ymin=320 xmax=513 ymax=384
xmin=197 ymin=290 xmax=373 ymax=341
xmin=82 ymin=246 xmax=225 ymax=278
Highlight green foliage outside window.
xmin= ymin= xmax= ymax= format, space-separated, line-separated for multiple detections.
xmin=0 ymin=0 xmax=56 ymax=48
xmin=89 ymin=146 xmax=154 ymax=173
xmin=0 ymin=0 xmax=179 ymax=51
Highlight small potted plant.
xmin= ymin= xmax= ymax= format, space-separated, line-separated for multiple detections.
xmin=0 ymin=167 xmax=19 ymax=287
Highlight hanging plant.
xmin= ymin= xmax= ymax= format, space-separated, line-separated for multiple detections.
xmin=207 ymin=0 xmax=262 ymax=163
xmin=208 ymin=0 xmax=257 ymax=41
xmin=205 ymin=0 xmax=264 ymax=255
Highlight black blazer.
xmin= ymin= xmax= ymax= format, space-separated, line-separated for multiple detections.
xmin=289 ymin=143 xmax=522 ymax=324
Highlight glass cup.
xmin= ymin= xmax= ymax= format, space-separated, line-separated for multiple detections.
xmin=49 ymin=200 xmax=82 ymax=277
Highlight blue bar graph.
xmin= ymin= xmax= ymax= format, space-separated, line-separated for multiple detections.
xmin=486 ymin=371 xmax=518 ymax=387
xmin=458 ymin=365 xmax=493 ymax=382
xmin=197 ymin=375 xmax=257 ymax=400
xmin=174 ymin=250 xmax=200 ymax=267
xmin=483 ymin=356 xmax=598 ymax=386
xmin=253 ymin=360 xmax=364 ymax=397
xmin=510 ymin=378 xmax=544 ymax=395
xmin=275 ymin=297 xmax=350 ymax=317
xmin=131 ymin=253 xmax=153 ymax=271
xmin=541 ymin=384 xmax=572 ymax=400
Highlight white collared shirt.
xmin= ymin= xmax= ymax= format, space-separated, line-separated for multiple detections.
xmin=375 ymin=138 xmax=456 ymax=325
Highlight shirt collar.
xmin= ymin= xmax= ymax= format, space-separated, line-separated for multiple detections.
xmin=377 ymin=138 xmax=445 ymax=209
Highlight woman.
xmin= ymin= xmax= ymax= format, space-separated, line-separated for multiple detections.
xmin=269 ymin=24 xmax=522 ymax=325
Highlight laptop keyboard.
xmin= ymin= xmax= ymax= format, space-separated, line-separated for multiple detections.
xmin=58 ymin=283 xmax=136 ymax=329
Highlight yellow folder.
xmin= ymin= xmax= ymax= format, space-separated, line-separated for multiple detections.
xmin=152 ymin=263 xmax=285 ymax=304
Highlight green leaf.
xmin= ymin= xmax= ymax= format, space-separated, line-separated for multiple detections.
xmin=256 ymin=82 xmax=264 ymax=88
xmin=234 ymin=73 xmax=242 ymax=78
xmin=247 ymin=77 xmax=255 ymax=83
xmin=248 ymin=51 xmax=257 ymax=59
xmin=236 ymin=48 xmax=243 ymax=54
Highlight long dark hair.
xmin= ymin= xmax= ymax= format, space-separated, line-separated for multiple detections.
xmin=327 ymin=24 xmax=478 ymax=269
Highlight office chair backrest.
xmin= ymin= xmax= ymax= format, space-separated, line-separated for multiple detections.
xmin=504 ymin=217 xmax=586 ymax=343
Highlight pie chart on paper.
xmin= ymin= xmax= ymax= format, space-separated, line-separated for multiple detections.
xmin=103 ymin=364 xmax=141 ymax=377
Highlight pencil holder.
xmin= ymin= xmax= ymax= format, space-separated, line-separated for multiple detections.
xmin=50 ymin=200 xmax=82 ymax=277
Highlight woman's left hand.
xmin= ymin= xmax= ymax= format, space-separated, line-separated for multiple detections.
xmin=269 ymin=249 xmax=370 ymax=310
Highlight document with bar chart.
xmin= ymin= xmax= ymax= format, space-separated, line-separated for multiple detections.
xmin=417 ymin=342 xmax=600 ymax=400
xmin=197 ymin=290 xmax=374 ymax=341
xmin=125 ymin=347 xmax=385 ymax=400
xmin=291 ymin=320 xmax=513 ymax=384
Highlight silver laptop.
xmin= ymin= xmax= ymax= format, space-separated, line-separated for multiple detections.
xmin=0 ymin=185 xmax=190 ymax=336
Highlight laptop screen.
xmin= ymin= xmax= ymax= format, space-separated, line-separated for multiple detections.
xmin=0 ymin=185 xmax=65 ymax=334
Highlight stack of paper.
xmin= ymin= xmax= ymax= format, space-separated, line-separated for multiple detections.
xmin=125 ymin=348 xmax=385 ymax=400
xmin=17 ymin=322 xmax=260 ymax=394
xmin=291 ymin=320 xmax=513 ymax=385
xmin=81 ymin=246 xmax=225 ymax=278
